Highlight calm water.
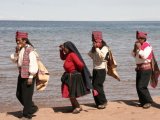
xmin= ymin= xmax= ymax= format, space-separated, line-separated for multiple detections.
xmin=0 ymin=21 xmax=160 ymax=112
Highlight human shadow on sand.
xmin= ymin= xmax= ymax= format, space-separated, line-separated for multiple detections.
xmin=7 ymin=111 xmax=36 ymax=119
xmin=113 ymin=100 xmax=160 ymax=109
xmin=151 ymin=102 xmax=160 ymax=109
xmin=52 ymin=106 xmax=73 ymax=113
xmin=52 ymin=103 xmax=97 ymax=113
xmin=7 ymin=111 xmax=23 ymax=118
xmin=113 ymin=100 xmax=140 ymax=107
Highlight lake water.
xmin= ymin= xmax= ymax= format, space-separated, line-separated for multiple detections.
xmin=0 ymin=21 xmax=160 ymax=112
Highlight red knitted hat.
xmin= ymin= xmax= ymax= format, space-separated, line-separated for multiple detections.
xmin=92 ymin=31 xmax=102 ymax=43
xmin=16 ymin=31 xmax=28 ymax=39
xmin=136 ymin=31 xmax=147 ymax=39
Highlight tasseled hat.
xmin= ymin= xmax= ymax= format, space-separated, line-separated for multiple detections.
xmin=16 ymin=31 xmax=28 ymax=39
xmin=92 ymin=31 xmax=102 ymax=43
xmin=136 ymin=31 xmax=147 ymax=39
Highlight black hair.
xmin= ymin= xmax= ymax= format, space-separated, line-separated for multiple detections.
xmin=22 ymin=38 xmax=34 ymax=48
xmin=63 ymin=43 xmax=71 ymax=53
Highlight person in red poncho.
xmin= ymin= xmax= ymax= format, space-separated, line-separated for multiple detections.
xmin=59 ymin=41 xmax=92 ymax=114
xmin=132 ymin=31 xmax=153 ymax=109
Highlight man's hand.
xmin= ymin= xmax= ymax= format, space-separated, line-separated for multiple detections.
xmin=59 ymin=44 xmax=64 ymax=51
xmin=27 ymin=78 xmax=33 ymax=85
xmin=135 ymin=42 xmax=141 ymax=50
xmin=15 ymin=45 xmax=21 ymax=53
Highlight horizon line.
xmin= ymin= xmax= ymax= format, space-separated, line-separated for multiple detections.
xmin=0 ymin=20 xmax=160 ymax=22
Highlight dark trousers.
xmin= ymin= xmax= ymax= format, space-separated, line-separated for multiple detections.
xmin=92 ymin=69 xmax=107 ymax=106
xmin=136 ymin=69 xmax=153 ymax=105
xmin=16 ymin=75 xmax=36 ymax=116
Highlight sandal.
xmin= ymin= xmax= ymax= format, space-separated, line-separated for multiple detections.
xmin=72 ymin=107 xmax=82 ymax=114
xmin=136 ymin=104 xmax=143 ymax=107
xmin=97 ymin=105 xmax=106 ymax=109
xmin=143 ymin=103 xmax=151 ymax=109
xmin=97 ymin=102 xmax=107 ymax=109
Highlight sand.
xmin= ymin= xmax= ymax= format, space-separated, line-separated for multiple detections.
xmin=0 ymin=97 xmax=160 ymax=120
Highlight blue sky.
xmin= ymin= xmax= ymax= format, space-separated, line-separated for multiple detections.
xmin=0 ymin=0 xmax=160 ymax=21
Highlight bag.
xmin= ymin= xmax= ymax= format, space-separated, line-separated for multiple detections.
xmin=34 ymin=51 xmax=50 ymax=90
xmin=37 ymin=60 xmax=50 ymax=82
xmin=150 ymin=52 xmax=160 ymax=88
xmin=105 ymin=47 xmax=120 ymax=81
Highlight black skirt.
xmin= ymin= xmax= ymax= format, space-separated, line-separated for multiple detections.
xmin=61 ymin=71 xmax=89 ymax=98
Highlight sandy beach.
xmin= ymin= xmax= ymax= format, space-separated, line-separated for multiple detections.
xmin=0 ymin=97 xmax=160 ymax=120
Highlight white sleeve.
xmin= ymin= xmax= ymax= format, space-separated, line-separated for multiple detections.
xmin=10 ymin=53 xmax=18 ymax=63
xmin=96 ymin=46 xmax=109 ymax=60
xmin=138 ymin=46 xmax=152 ymax=59
xmin=29 ymin=51 xmax=38 ymax=78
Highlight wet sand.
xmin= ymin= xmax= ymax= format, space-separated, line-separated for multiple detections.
xmin=1 ymin=97 xmax=160 ymax=120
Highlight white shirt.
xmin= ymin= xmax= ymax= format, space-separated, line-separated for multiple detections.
xmin=132 ymin=43 xmax=152 ymax=64
xmin=88 ymin=46 xmax=109 ymax=69
xmin=10 ymin=45 xmax=38 ymax=78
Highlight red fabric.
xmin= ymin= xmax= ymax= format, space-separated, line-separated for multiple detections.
xmin=63 ymin=52 xmax=84 ymax=73
xmin=62 ymin=84 xmax=69 ymax=98
xmin=21 ymin=46 xmax=34 ymax=78
xmin=93 ymin=89 xmax=98 ymax=96
xmin=150 ymin=72 xmax=159 ymax=88
xmin=92 ymin=31 xmax=102 ymax=43
xmin=136 ymin=31 xmax=147 ymax=39
xmin=16 ymin=31 xmax=28 ymax=39
xmin=140 ymin=42 xmax=152 ymax=60
xmin=61 ymin=52 xmax=84 ymax=98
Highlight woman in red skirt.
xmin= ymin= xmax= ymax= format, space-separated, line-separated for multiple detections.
xmin=59 ymin=41 xmax=92 ymax=114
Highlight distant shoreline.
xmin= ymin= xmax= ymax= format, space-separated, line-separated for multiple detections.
xmin=0 ymin=20 xmax=160 ymax=22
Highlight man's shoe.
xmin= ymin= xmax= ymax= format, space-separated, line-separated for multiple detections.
xmin=30 ymin=105 xmax=38 ymax=114
xmin=72 ymin=107 xmax=82 ymax=114
xmin=143 ymin=103 xmax=151 ymax=109
xmin=97 ymin=105 xmax=106 ymax=109
xmin=97 ymin=102 xmax=107 ymax=109
xmin=136 ymin=103 xmax=143 ymax=107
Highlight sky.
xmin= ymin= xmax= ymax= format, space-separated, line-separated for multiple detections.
xmin=0 ymin=0 xmax=160 ymax=21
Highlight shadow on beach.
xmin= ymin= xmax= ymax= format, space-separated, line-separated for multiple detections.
xmin=113 ymin=99 xmax=160 ymax=109
xmin=51 ymin=100 xmax=160 ymax=114
xmin=7 ymin=111 xmax=23 ymax=118
xmin=151 ymin=102 xmax=160 ymax=109
xmin=52 ymin=103 xmax=97 ymax=113
xmin=114 ymin=100 xmax=140 ymax=107
xmin=52 ymin=99 xmax=160 ymax=113
xmin=52 ymin=106 xmax=73 ymax=113
xmin=5 ymin=100 xmax=160 ymax=118
xmin=6 ymin=111 xmax=36 ymax=119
